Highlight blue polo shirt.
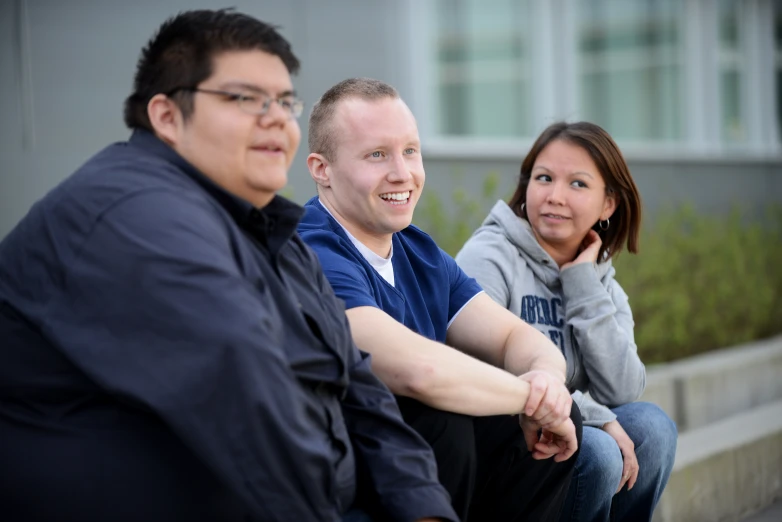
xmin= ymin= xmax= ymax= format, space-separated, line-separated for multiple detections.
xmin=298 ymin=197 xmax=482 ymax=343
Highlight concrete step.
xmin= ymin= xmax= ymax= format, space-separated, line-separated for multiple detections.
xmin=741 ymin=499 xmax=782 ymax=522
xmin=641 ymin=335 xmax=782 ymax=432
xmin=652 ymin=400 xmax=782 ymax=522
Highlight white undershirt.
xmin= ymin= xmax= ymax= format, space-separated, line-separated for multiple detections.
xmin=318 ymin=199 xmax=395 ymax=287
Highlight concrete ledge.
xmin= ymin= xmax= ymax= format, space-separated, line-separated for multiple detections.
xmin=640 ymin=370 xmax=679 ymax=426
xmin=641 ymin=335 xmax=782 ymax=431
xmin=652 ymin=400 xmax=782 ymax=522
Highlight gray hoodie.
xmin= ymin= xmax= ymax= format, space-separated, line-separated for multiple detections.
xmin=455 ymin=200 xmax=646 ymax=427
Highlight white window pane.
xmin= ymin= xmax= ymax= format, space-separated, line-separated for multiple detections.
xmin=576 ymin=0 xmax=682 ymax=141
xmin=719 ymin=0 xmax=744 ymax=143
xmin=776 ymin=0 xmax=782 ymax=141
xmin=433 ymin=0 xmax=533 ymax=137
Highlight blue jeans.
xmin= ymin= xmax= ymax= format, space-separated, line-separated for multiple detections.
xmin=559 ymin=402 xmax=677 ymax=522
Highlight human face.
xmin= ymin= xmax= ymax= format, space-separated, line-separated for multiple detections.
xmin=525 ymin=139 xmax=616 ymax=260
xmin=171 ymin=50 xmax=301 ymax=208
xmin=322 ymin=97 xmax=424 ymax=253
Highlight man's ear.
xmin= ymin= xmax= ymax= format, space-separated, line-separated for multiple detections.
xmin=147 ymin=93 xmax=182 ymax=146
xmin=307 ymin=153 xmax=331 ymax=188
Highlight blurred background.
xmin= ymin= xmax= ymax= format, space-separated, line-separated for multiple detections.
xmin=1 ymin=1 xmax=781 ymax=519
xmin=3 ymin=0 xmax=779 ymax=360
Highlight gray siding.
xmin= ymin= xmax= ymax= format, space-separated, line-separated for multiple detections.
xmin=0 ymin=0 xmax=416 ymax=238
xmin=421 ymin=156 xmax=782 ymax=222
xmin=1 ymin=0 xmax=780 ymax=239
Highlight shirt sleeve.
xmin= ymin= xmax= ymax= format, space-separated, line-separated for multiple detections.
xmin=301 ymin=231 xmax=381 ymax=310
xmin=42 ymin=190 xmax=344 ymax=521
xmin=441 ymin=248 xmax=483 ymax=324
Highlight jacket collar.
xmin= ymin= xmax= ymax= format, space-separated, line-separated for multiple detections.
xmin=129 ymin=129 xmax=304 ymax=255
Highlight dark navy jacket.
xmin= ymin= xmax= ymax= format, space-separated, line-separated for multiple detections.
xmin=0 ymin=131 xmax=456 ymax=522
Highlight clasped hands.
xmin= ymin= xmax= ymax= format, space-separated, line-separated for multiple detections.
xmin=517 ymin=370 xmax=578 ymax=462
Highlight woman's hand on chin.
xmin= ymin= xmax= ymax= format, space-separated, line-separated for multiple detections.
xmin=561 ymin=229 xmax=602 ymax=270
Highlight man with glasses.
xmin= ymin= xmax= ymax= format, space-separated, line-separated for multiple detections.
xmin=0 ymin=10 xmax=455 ymax=522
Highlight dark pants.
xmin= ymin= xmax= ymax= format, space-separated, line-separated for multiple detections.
xmin=396 ymin=397 xmax=583 ymax=522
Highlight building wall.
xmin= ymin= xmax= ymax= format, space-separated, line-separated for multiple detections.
xmin=420 ymin=156 xmax=782 ymax=224
xmin=1 ymin=0 xmax=780 ymax=240
xmin=0 ymin=0 xmax=419 ymax=238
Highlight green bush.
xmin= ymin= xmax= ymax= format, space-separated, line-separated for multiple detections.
xmin=414 ymin=171 xmax=505 ymax=255
xmin=613 ymin=205 xmax=782 ymax=363
xmin=415 ymin=184 xmax=782 ymax=364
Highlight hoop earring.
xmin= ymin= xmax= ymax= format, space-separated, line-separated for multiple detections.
xmin=521 ymin=203 xmax=526 ymax=216
xmin=599 ymin=218 xmax=610 ymax=231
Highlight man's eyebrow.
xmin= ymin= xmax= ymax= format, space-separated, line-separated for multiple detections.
xmin=219 ymin=82 xmax=296 ymax=97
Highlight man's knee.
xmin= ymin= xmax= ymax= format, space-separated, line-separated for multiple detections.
xmin=398 ymin=399 xmax=476 ymax=469
xmin=424 ymin=409 xmax=476 ymax=463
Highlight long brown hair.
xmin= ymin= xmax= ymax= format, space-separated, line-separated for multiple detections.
xmin=508 ymin=121 xmax=642 ymax=260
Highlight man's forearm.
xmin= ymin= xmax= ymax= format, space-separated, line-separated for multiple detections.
xmin=405 ymin=341 xmax=532 ymax=415
xmin=347 ymin=306 xmax=531 ymax=416
xmin=503 ymin=321 xmax=566 ymax=381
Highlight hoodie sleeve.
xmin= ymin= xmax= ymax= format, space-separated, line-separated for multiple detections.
xmin=572 ymin=390 xmax=617 ymax=427
xmin=560 ymin=262 xmax=646 ymax=407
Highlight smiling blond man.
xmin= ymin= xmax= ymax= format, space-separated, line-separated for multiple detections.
xmin=299 ymin=78 xmax=583 ymax=521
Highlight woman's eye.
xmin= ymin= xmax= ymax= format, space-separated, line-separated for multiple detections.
xmin=535 ymin=174 xmax=551 ymax=182
xmin=370 ymin=151 xmax=383 ymax=158
xmin=571 ymin=180 xmax=588 ymax=188
xmin=404 ymin=148 xmax=416 ymax=155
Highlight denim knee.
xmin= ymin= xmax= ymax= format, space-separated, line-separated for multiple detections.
xmin=576 ymin=426 xmax=623 ymax=495
xmin=613 ymin=402 xmax=677 ymax=472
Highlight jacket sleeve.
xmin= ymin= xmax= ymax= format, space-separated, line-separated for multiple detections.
xmin=560 ymin=262 xmax=646 ymax=407
xmin=341 ymin=348 xmax=458 ymax=522
xmin=306 ymin=247 xmax=459 ymax=522
xmin=43 ymin=190 xmax=344 ymax=521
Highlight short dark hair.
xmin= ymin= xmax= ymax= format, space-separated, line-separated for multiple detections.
xmin=508 ymin=121 xmax=643 ymax=260
xmin=308 ymin=78 xmax=399 ymax=161
xmin=123 ymin=9 xmax=300 ymax=131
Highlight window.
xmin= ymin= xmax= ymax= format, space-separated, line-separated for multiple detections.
xmin=576 ymin=0 xmax=682 ymax=142
xmin=776 ymin=0 xmax=782 ymax=140
xmin=423 ymin=0 xmax=780 ymax=155
xmin=433 ymin=0 xmax=533 ymax=137
xmin=718 ymin=0 xmax=744 ymax=143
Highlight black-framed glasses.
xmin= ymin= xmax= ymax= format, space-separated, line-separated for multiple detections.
xmin=169 ymin=87 xmax=304 ymax=119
